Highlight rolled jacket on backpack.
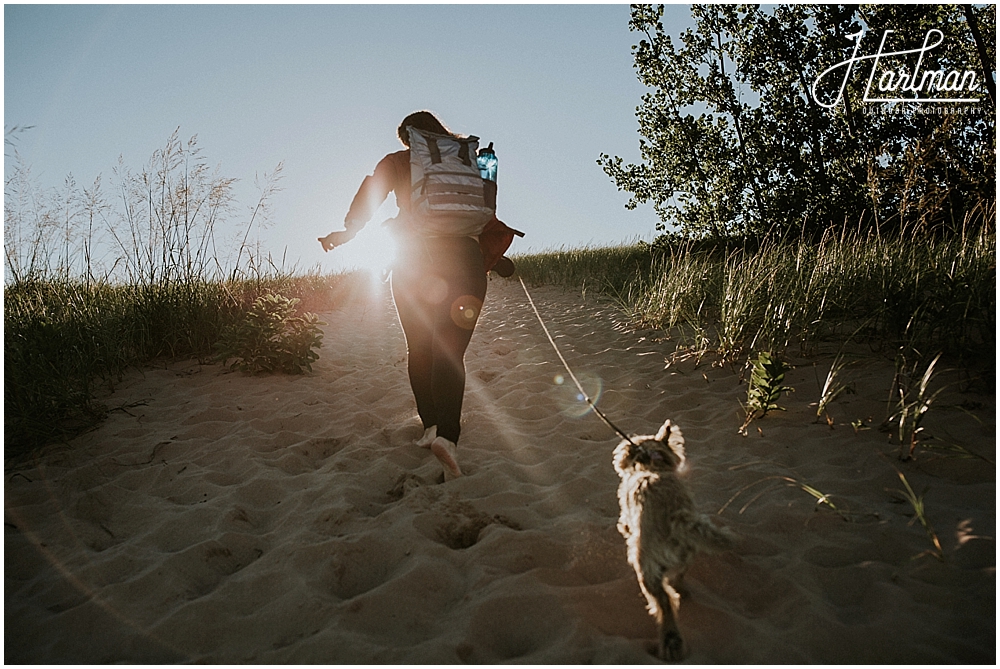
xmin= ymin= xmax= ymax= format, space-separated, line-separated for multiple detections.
xmin=479 ymin=216 xmax=524 ymax=273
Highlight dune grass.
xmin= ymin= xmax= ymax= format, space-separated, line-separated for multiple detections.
xmin=4 ymin=271 xmax=351 ymax=459
xmin=514 ymin=222 xmax=995 ymax=370
xmin=3 ymin=131 xmax=359 ymax=459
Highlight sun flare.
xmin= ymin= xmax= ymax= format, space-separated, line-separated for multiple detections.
xmin=342 ymin=222 xmax=399 ymax=276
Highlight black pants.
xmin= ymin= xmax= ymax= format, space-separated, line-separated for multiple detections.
xmin=391 ymin=236 xmax=487 ymax=444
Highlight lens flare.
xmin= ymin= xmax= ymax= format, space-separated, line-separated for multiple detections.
xmin=450 ymin=295 xmax=483 ymax=330
xmin=551 ymin=370 xmax=603 ymax=419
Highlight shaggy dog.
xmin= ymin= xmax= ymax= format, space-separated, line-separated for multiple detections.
xmin=613 ymin=419 xmax=734 ymax=661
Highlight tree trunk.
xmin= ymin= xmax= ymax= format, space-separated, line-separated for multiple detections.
xmin=962 ymin=5 xmax=996 ymax=107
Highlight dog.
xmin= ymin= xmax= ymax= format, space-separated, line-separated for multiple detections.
xmin=613 ymin=419 xmax=734 ymax=661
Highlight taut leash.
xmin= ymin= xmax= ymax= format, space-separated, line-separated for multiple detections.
xmin=518 ymin=276 xmax=637 ymax=447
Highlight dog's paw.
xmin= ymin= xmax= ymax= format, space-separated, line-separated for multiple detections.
xmin=659 ymin=630 xmax=686 ymax=662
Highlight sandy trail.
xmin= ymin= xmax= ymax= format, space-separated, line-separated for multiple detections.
xmin=5 ymin=275 xmax=995 ymax=663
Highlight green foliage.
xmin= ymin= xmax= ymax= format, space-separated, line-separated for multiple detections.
xmin=5 ymin=278 xmax=237 ymax=456
xmin=4 ymin=128 xmax=352 ymax=458
xmin=516 ymin=223 xmax=995 ymax=367
xmin=512 ymin=243 xmax=659 ymax=297
xmin=600 ymin=4 xmax=996 ymax=238
xmin=215 ymin=293 xmax=325 ymax=374
xmin=721 ymin=473 xmax=852 ymax=519
xmin=740 ymin=351 xmax=793 ymax=434
xmin=890 ymin=471 xmax=944 ymax=560
xmin=4 ymin=274 xmax=343 ymax=459
xmin=884 ymin=353 xmax=945 ymax=461
xmin=816 ymin=354 xmax=853 ymax=423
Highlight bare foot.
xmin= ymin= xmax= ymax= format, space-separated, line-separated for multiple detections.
xmin=415 ymin=425 xmax=437 ymax=448
xmin=431 ymin=437 xmax=462 ymax=480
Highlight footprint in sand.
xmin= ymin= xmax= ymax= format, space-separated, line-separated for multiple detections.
xmin=387 ymin=472 xmax=428 ymax=501
xmin=268 ymin=437 xmax=345 ymax=475
xmin=475 ymin=369 xmax=501 ymax=384
xmin=409 ymin=494 xmax=522 ymax=550
xmin=320 ymin=536 xmax=406 ymax=600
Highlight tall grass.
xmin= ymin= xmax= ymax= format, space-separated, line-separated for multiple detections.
xmin=4 ymin=272 xmax=349 ymax=458
xmin=513 ymin=244 xmax=659 ymax=298
xmin=4 ymin=130 xmax=349 ymax=459
xmin=514 ymin=221 xmax=995 ymax=367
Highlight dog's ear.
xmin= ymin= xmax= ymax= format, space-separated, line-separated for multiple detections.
xmin=654 ymin=419 xmax=672 ymax=443
xmin=667 ymin=427 xmax=686 ymax=468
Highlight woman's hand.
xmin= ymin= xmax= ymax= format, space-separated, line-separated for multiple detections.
xmin=318 ymin=230 xmax=353 ymax=252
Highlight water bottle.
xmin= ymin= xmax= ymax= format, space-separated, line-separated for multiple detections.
xmin=477 ymin=142 xmax=498 ymax=182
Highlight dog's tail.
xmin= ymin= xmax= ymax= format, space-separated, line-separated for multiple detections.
xmin=689 ymin=514 xmax=736 ymax=552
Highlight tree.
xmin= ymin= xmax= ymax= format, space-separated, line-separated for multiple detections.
xmin=600 ymin=4 xmax=996 ymax=239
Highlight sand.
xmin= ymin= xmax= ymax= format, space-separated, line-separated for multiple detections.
xmin=5 ymin=274 xmax=995 ymax=663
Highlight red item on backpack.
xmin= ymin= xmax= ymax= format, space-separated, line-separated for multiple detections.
xmin=479 ymin=216 xmax=524 ymax=273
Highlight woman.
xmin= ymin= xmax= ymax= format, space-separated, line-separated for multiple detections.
xmin=319 ymin=111 xmax=487 ymax=480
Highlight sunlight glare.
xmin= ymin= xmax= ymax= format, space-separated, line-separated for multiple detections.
xmin=342 ymin=220 xmax=399 ymax=278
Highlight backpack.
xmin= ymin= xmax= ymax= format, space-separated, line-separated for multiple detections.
xmin=408 ymin=126 xmax=495 ymax=236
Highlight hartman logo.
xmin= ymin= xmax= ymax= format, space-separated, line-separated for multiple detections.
xmin=812 ymin=28 xmax=983 ymax=109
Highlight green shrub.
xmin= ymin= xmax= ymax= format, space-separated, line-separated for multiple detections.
xmin=215 ymin=293 xmax=325 ymax=374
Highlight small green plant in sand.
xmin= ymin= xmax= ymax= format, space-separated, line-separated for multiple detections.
xmin=920 ymin=439 xmax=995 ymax=464
xmin=215 ymin=293 xmax=325 ymax=374
xmin=851 ymin=418 xmax=871 ymax=433
xmin=739 ymin=351 xmax=793 ymax=435
xmin=814 ymin=354 xmax=853 ymax=425
xmin=884 ymin=353 xmax=944 ymax=461
xmin=720 ymin=472 xmax=849 ymax=520
xmin=889 ymin=471 xmax=944 ymax=561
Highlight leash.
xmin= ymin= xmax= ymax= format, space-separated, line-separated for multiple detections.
xmin=518 ymin=276 xmax=637 ymax=447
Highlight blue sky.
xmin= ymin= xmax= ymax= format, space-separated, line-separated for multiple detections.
xmin=5 ymin=4 xmax=696 ymax=273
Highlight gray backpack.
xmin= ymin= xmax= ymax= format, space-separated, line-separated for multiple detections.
xmin=408 ymin=126 xmax=495 ymax=236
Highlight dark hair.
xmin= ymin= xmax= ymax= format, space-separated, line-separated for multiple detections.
xmin=397 ymin=110 xmax=454 ymax=147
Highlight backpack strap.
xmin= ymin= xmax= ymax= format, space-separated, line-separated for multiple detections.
xmin=426 ymin=138 xmax=441 ymax=164
xmin=457 ymin=140 xmax=471 ymax=166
